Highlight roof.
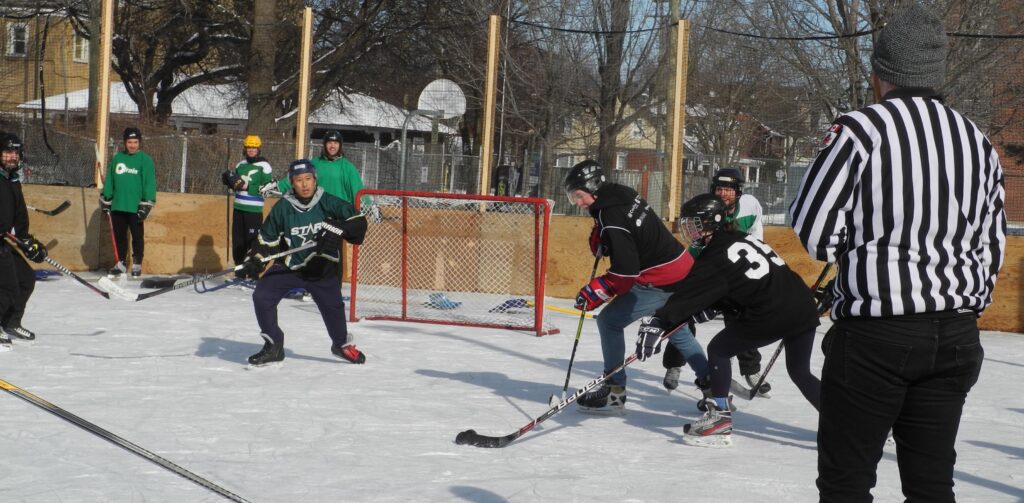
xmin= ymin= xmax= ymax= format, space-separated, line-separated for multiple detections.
xmin=17 ymin=83 xmax=454 ymax=134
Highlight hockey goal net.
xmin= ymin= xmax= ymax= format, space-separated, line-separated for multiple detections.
xmin=350 ymin=190 xmax=558 ymax=336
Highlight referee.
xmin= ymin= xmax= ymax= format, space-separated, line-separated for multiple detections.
xmin=790 ymin=4 xmax=1006 ymax=502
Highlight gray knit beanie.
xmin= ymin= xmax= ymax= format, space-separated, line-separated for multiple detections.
xmin=871 ymin=3 xmax=948 ymax=89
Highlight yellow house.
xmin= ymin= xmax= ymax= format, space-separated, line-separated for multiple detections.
xmin=0 ymin=2 xmax=92 ymax=113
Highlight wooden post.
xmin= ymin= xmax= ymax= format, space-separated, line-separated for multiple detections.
xmin=94 ymin=0 xmax=114 ymax=187
xmin=295 ymin=7 xmax=314 ymax=159
xmin=667 ymin=19 xmax=690 ymax=223
xmin=479 ymin=15 xmax=501 ymax=196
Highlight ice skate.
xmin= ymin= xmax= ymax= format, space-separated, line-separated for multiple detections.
xmin=108 ymin=261 xmax=126 ymax=277
xmin=3 ymin=325 xmax=35 ymax=341
xmin=247 ymin=337 xmax=284 ymax=368
xmin=683 ymin=402 xmax=733 ymax=448
xmin=331 ymin=342 xmax=366 ymax=364
xmin=131 ymin=263 xmax=142 ymax=278
xmin=663 ymin=367 xmax=681 ymax=391
xmin=576 ymin=383 xmax=626 ymax=415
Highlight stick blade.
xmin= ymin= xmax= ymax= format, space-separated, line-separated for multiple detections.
xmin=454 ymin=429 xmax=512 ymax=448
xmin=98 ymin=276 xmax=139 ymax=301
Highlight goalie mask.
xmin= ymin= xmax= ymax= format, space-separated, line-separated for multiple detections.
xmin=678 ymin=194 xmax=727 ymax=251
xmin=563 ymin=159 xmax=606 ymax=205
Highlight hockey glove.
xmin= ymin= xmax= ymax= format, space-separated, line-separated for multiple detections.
xmin=690 ymin=308 xmax=719 ymax=324
xmin=258 ymin=180 xmax=281 ymax=198
xmin=574 ymin=277 xmax=614 ymax=312
xmin=136 ymin=201 xmax=154 ymax=221
xmin=340 ymin=214 xmax=368 ymax=245
xmin=99 ymin=196 xmax=112 ymax=215
xmin=242 ymin=245 xmax=271 ymax=278
xmin=315 ymin=217 xmax=345 ymax=255
xmin=16 ymin=236 xmax=47 ymax=263
xmin=815 ymin=279 xmax=836 ymax=316
xmin=635 ymin=316 xmax=667 ymax=362
xmin=221 ymin=171 xmax=245 ymax=191
xmin=588 ymin=224 xmax=608 ymax=258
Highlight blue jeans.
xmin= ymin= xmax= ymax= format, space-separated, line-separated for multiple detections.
xmin=816 ymin=311 xmax=983 ymax=503
xmin=596 ymin=284 xmax=708 ymax=387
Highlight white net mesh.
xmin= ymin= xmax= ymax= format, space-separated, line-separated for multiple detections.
xmin=350 ymin=190 xmax=558 ymax=336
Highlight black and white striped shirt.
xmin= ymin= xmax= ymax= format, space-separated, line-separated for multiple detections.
xmin=790 ymin=89 xmax=1006 ymax=319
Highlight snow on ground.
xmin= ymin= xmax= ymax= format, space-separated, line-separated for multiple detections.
xmin=1 ymin=275 xmax=1022 ymax=502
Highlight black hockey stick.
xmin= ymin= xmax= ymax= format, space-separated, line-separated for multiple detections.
xmin=101 ymin=241 xmax=316 ymax=302
xmin=455 ymin=327 xmax=682 ymax=448
xmin=0 ymin=378 xmax=250 ymax=503
xmin=746 ymin=262 xmax=834 ymax=400
xmin=549 ymin=249 xmax=602 ymax=407
xmin=27 ymin=200 xmax=71 ymax=216
xmin=3 ymin=233 xmax=109 ymax=299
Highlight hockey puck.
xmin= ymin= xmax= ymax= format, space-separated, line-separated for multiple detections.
xmin=455 ymin=429 xmax=477 ymax=445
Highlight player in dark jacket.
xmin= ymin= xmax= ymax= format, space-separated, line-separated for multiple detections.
xmin=0 ymin=133 xmax=48 ymax=348
xmin=565 ymin=160 xmax=708 ymax=414
xmin=636 ymin=194 xmax=820 ymax=447
xmin=243 ymin=159 xmax=368 ymax=367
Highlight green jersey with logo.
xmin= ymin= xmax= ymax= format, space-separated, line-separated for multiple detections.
xmin=102 ymin=150 xmax=157 ymax=212
xmin=258 ymin=187 xmax=360 ymax=269
xmin=233 ymin=157 xmax=274 ymax=213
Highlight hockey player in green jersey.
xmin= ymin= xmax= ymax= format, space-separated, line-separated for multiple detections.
xmin=222 ymin=135 xmax=274 ymax=278
xmin=243 ymin=159 xmax=368 ymax=367
xmin=99 ymin=127 xmax=156 ymax=277
xmin=265 ymin=130 xmax=370 ymax=209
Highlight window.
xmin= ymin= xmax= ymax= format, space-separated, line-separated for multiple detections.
xmin=7 ymin=23 xmax=28 ymax=57
xmin=73 ymin=35 xmax=89 ymax=63
xmin=616 ymin=152 xmax=627 ymax=170
xmin=631 ymin=119 xmax=644 ymax=138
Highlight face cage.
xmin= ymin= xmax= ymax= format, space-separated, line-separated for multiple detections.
xmin=678 ymin=216 xmax=708 ymax=250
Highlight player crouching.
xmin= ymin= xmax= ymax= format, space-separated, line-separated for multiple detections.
xmin=634 ymin=194 xmax=821 ymax=447
xmin=243 ymin=159 xmax=367 ymax=367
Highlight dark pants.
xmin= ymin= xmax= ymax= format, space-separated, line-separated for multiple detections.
xmin=252 ymin=264 xmax=349 ymax=347
xmin=706 ymin=323 xmax=820 ymax=409
xmin=662 ymin=324 xmax=762 ymax=376
xmin=816 ymin=311 xmax=983 ymax=503
xmin=109 ymin=211 xmax=144 ymax=264
xmin=231 ymin=210 xmax=263 ymax=276
xmin=0 ymin=243 xmax=35 ymax=328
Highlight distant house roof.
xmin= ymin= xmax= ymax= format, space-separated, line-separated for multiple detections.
xmin=17 ymin=83 xmax=453 ymax=134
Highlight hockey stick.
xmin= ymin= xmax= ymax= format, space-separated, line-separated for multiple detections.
xmin=3 ymin=233 xmax=109 ymax=299
xmin=27 ymin=200 xmax=71 ymax=216
xmin=549 ymin=250 xmax=602 ymax=407
xmin=101 ymin=241 xmax=316 ymax=302
xmin=0 ymin=378 xmax=250 ymax=503
xmin=455 ymin=326 xmax=682 ymax=449
xmin=106 ymin=212 xmax=121 ymax=266
xmin=746 ymin=262 xmax=834 ymax=400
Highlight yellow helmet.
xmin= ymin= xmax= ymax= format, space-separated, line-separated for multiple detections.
xmin=243 ymin=135 xmax=262 ymax=149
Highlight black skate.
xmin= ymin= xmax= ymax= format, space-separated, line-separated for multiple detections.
xmin=3 ymin=325 xmax=35 ymax=341
xmin=108 ymin=261 xmax=126 ymax=276
xmin=247 ymin=340 xmax=284 ymax=366
xmin=577 ymin=383 xmax=626 ymax=415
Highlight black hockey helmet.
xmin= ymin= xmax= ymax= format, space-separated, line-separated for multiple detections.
xmin=323 ymin=130 xmax=343 ymax=145
xmin=0 ymin=132 xmax=23 ymax=154
xmin=710 ymin=167 xmax=744 ymax=196
xmin=679 ymin=194 xmax=727 ymax=251
xmin=123 ymin=127 xmax=142 ymax=142
xmin=563 ymin=159 xmax=606 ymax=202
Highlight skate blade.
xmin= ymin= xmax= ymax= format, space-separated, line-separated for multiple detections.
xmin=682 ymin=433 xmax=733 ymax=448
xmin=576 ymin=405 xmax=625 ymax=416
xmin=245 ymin=361 xmax=283 ymax=370
xmin=0 ymin=344 xmax=12 ymax=352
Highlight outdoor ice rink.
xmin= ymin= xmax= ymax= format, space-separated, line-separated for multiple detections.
xmin=1 ymin=276 xmax=1021 ymax=502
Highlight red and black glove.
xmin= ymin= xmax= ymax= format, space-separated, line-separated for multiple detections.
xmin=574 ymin=277 xmax=614 ymax=312
xmin=588 ymin=224 xmax=607 ymax=257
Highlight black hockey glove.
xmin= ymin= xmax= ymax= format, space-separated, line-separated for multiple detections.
xmin=635 ymin=316 xmax=668 ymax=362
xmin=137 ymin=201 xmax=154 ymax=221
xmin=242 ymin=244 xmax=272 ymax=278
xmin=99 ymin=196 xmax=112 ymax=215
xmin=690 ymin=308 xmax=719 ymax=324
xmin=315 ymin=217 xmax=345 ymax=255
xmin=815 ymin=279 xmax=836 ymax=316
xmin=16 ymin=235 xmax=47 ymax=263
xmin=222 ymin=171 xmax=245 ymax=191
xmin=340 ymin=214 xmax=368 ymax=245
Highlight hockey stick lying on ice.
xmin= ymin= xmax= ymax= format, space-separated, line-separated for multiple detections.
xmin=746 ymin=262 xmax=834 ymax=400
xmin=3 ymin=233 xmax=109 ymax=299
xmin=27 ymin=200 xmax=71 ymax=216
xmin=0 ymin=378 xmax=251 ymax=503
xmin=101 ymin=241 xmax=316 ymax=302
xmin=455 ymin=326 xmax=682 ymax=449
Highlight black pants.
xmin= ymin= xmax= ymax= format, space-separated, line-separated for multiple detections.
xmin=109 ymin=211 xmax=144 ymax=265
xmin=252 ymin=264 xmax=348 ymax=348
xmin=0 ymin=245 xmax=34 ymax=328
xmin=231 ymin=210 xmax=264 ymax=275
xmin=662 ymin=323 xmax=763 ymax=375
xmin=816 ymin=311 xmax=983 ymax=503
xmin=705 ymin=323 xmax=819 ymax=409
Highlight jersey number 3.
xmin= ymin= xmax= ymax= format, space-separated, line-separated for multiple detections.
xmin=727 ymin=235 xmax=785 ymax=280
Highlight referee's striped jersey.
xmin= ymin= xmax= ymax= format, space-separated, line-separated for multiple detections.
xmin=790 ymin=89 xmax=1006 ymax=319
